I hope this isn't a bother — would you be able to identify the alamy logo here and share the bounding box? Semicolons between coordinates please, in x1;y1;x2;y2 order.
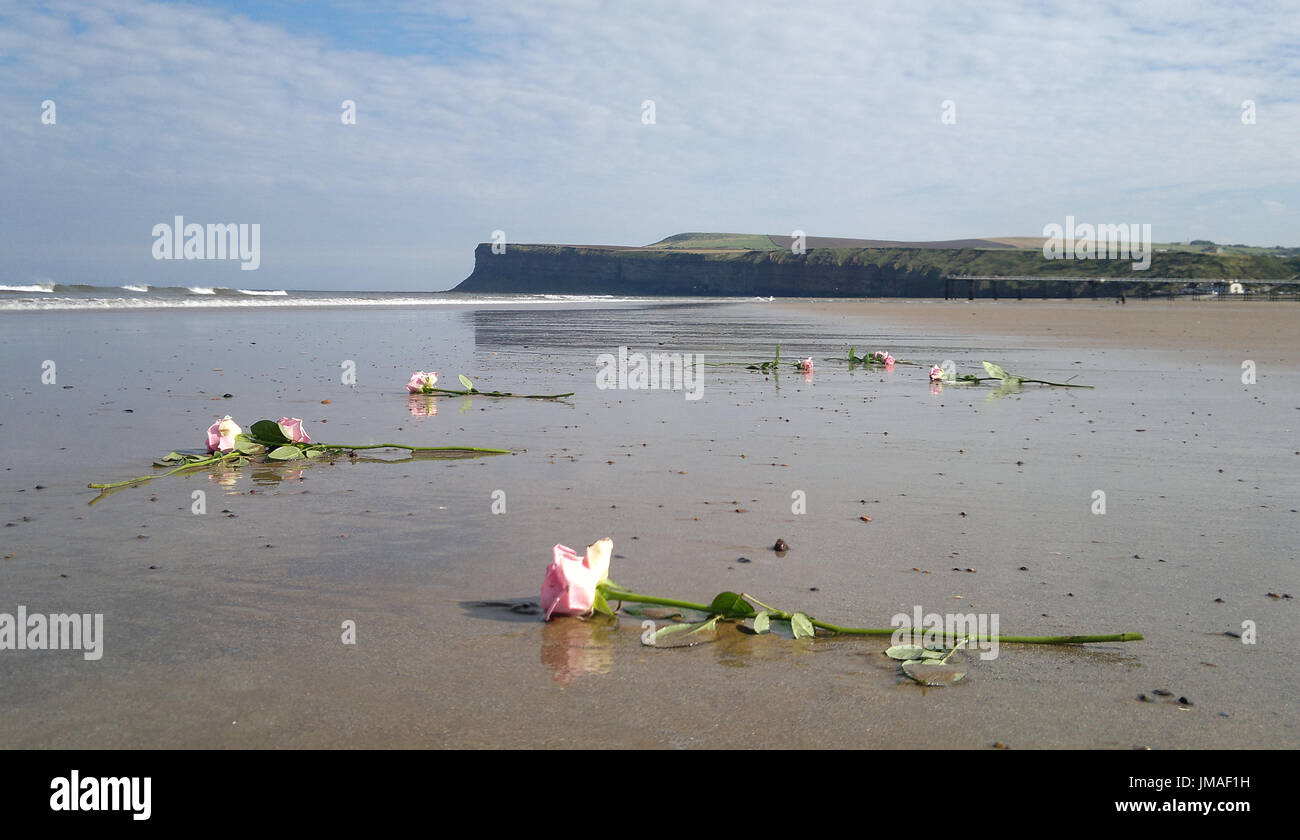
891;606;1000;661
1042;215;1152;270
50;771;151;820
595;347;704;401
0;606;103;660
152;216;261;270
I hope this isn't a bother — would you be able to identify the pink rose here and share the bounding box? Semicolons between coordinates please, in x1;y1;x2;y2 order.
883;353;895;366
541;538;612;620
206;415;242;453
277;417;311;444
929;365;945;382
800;358;814;373
405;371;438;393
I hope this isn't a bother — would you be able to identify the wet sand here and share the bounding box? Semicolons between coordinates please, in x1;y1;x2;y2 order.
1;300;1296;748
779;298;1299;364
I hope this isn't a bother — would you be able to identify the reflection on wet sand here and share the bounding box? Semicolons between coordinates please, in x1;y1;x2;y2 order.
207;468;240;487
407;395;439;417
540;618;614;684
540;616;815;683
251;468;304;486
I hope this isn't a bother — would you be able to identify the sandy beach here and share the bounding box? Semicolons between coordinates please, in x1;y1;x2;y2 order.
1;298;1296;748
780;298;1299;363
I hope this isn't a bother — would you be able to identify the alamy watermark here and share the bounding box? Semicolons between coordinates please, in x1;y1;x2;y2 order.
595;347;704;401
50;771;150;820
1042;215;1152;270
0;606;103;660
152;215;261;270
891;606;1000;660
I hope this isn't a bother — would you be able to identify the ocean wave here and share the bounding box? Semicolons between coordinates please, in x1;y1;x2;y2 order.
120;284;149;292
187;287;217;295
236;288;288;296
0;294;687;312
0;296;485;311
0;283;55;293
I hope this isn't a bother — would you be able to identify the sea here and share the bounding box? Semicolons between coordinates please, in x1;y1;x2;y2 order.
0;282;739;311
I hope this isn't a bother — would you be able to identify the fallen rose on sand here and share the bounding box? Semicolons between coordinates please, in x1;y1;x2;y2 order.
90;420;508;503
276;417;311;444
541;538;613;620
540;538;1142;682
403;371;574;400
406;371;438;393
926;361;1091;389
206;415;242;453
800;358;814;373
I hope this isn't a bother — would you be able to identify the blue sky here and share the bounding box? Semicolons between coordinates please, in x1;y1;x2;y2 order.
1;0;1297;290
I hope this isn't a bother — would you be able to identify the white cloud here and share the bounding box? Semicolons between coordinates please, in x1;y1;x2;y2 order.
0;0;1296;289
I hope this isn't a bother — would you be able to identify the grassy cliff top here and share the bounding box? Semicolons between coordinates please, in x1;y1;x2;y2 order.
643;232;1016;251
645;232;782;250
641;232;1299;258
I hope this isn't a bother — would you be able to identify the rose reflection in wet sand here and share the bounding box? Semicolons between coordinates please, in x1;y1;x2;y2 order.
541;616;798;683
540;618;613;685
207;469;240;488
251;468;304;486
408;395;439;417
930;381;943;395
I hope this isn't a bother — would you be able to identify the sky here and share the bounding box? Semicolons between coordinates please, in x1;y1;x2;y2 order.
1;0;1297;291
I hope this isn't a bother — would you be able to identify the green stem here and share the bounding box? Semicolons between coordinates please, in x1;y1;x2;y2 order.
600;585;1142;645
956;376;1093;389
91;442;509;491
705;344;790;369
1016;378;1093;389
842;358;923;367
88;451;242;489
309;443;510;454
421;388;573;399
939;639;967;663
601;588;715;614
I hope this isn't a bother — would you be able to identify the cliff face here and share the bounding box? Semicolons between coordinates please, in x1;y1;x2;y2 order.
455;245;947;296
453;244;1299;297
